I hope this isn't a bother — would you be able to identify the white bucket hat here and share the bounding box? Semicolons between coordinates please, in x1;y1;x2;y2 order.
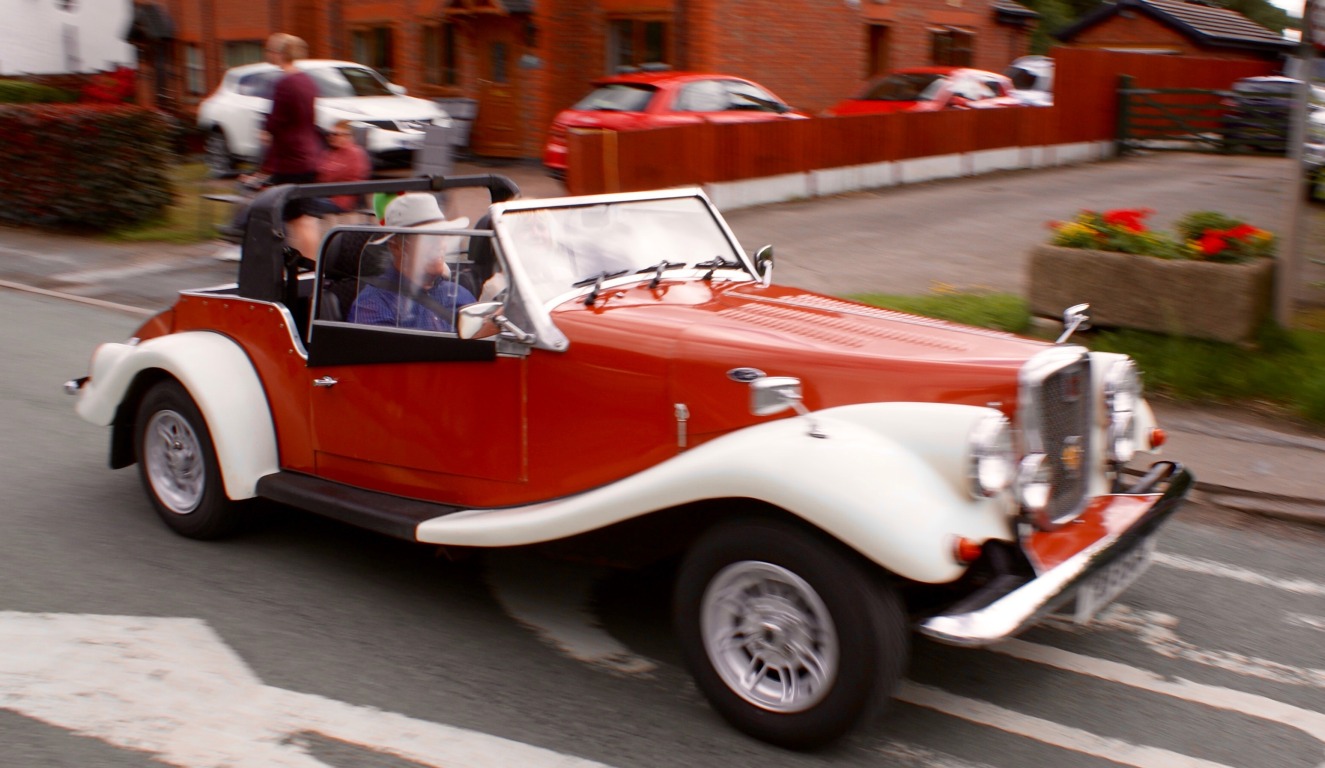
369;194;470;245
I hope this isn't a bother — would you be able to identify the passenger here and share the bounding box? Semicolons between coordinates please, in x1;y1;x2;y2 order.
347;194;475;331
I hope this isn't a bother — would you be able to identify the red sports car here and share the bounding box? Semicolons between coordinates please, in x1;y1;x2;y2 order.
67;173;1190;749
825;67;1023;116
543;70;807;177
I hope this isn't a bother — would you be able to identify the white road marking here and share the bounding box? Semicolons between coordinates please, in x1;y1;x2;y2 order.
1287;613;1325;633
0;279;153;316
486;552;658;675
897;682;1239;768
0;611;614;768
1044;605;1325;688
987;637;1325;743
874;739;1000;767
1154;552;1325;597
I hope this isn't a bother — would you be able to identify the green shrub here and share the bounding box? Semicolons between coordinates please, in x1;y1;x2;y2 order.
0;80;76;103
0;104;175;231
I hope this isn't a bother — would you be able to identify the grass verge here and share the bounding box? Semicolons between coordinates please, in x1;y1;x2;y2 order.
103;162;231;244
853;291;1325;428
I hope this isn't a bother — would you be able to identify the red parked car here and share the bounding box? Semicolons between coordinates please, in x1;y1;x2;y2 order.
543;70;807;178
825;67;1023;116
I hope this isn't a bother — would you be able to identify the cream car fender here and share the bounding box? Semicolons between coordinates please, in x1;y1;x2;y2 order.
417;402;1014;584
76;331;278;500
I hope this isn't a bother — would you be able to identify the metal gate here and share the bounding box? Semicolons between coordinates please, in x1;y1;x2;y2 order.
1116;75;1289;157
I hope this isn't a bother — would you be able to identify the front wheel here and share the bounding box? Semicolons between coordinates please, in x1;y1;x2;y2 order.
135;380;244;539
674;518;909;749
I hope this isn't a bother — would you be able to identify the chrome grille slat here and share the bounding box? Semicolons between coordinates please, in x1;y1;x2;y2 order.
1019;347;1093;529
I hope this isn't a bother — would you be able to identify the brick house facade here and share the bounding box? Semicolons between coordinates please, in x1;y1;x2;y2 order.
132;0;1036;160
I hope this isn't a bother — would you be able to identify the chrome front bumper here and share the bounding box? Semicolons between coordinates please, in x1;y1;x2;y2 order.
918;462;1193;647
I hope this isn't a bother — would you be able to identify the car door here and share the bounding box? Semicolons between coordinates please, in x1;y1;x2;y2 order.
227;71;282;160
303;229;526;506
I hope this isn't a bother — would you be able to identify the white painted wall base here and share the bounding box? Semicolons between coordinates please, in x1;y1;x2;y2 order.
704;141;1114;212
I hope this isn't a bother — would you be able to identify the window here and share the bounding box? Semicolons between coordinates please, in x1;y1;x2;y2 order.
185;45;205;96
867;25;890;78
608;18;670;72
352;27;395;81
223;41;264;69
931;28;973;67
424;24;458;86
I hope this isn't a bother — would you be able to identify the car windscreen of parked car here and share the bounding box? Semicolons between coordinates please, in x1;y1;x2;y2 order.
861;72;945;101
306;65;396;98
572;84;657;112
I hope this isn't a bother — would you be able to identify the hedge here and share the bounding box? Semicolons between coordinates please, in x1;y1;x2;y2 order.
0;80;76;103
0;104;175;231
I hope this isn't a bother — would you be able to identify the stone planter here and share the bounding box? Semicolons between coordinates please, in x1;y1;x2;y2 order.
1028;244;1275;344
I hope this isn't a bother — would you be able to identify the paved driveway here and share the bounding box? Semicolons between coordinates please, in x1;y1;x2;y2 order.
721;152;1313;300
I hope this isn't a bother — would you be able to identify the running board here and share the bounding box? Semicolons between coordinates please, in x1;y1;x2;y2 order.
256;471;465;541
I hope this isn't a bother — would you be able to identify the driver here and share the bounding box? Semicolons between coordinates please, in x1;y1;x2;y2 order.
347;194;475;332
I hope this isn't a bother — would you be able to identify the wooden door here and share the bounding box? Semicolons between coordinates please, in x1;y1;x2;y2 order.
471;18;524;158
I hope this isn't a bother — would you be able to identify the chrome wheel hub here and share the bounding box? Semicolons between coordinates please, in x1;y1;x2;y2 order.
144;410;204;514
701;560;839;713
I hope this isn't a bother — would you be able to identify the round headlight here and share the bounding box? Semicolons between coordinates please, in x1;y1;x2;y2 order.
969;413;1014;498
1105;359;1142;463
1016;453;1052;516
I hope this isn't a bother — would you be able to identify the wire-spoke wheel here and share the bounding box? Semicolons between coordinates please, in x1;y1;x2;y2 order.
135;380;244;539
675;518;908;749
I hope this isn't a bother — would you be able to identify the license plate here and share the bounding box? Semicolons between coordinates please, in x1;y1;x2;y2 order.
1073;535;1157;624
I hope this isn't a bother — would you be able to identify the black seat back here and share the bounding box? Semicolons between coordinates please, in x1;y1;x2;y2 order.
318;230;383;321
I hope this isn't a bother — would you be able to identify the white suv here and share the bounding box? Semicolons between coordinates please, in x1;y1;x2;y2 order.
197;60;451;175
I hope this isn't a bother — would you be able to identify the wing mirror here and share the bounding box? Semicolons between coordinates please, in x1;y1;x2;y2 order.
1057;303;1092;344
754;244;774;287
458;301;535;343
749;376;825;438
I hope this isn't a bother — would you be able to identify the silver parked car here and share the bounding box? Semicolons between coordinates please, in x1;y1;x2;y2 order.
197;60;451;175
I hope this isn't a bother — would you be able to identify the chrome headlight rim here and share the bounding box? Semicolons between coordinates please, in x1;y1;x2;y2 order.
968;412;1014;499
1015;452;1052;519
1104;358;1142;464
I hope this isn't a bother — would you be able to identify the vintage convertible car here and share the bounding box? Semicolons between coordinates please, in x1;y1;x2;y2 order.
66;174;1192;748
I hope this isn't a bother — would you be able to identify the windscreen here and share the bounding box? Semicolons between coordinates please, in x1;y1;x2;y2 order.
571;84;656;112
862;73;945;101
308;66;396;98
501;196;747;305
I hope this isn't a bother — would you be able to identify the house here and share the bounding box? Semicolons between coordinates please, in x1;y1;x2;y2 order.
1054;0;1293;62
0;0;135;76
130;0;1040;160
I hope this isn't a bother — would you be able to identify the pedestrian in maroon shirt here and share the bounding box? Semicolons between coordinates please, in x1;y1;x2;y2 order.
251;33;323;264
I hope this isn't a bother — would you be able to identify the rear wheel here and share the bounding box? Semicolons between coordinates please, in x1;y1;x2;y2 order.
674;518;909;749
204;128;237;177
135;380;244;539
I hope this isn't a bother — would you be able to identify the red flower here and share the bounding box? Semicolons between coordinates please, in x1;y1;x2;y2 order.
1102;208;1151;233
1199;231;1227;256
1225;223;1258;240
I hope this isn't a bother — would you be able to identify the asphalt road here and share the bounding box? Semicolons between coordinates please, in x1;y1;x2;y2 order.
3;288;1325;767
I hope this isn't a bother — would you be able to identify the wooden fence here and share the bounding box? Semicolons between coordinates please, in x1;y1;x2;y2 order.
564;48;1276;196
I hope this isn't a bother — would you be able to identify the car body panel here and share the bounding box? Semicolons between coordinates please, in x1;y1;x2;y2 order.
75;329;279;500
826;67;1023;116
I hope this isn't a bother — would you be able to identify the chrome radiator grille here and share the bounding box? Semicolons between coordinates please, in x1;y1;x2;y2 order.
1021;349;1093;527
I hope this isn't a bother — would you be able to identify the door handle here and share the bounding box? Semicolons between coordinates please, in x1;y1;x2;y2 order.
313;376;339;388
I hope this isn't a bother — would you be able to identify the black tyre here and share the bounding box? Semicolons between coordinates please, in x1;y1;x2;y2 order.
204;128;237;177
674;518;909;749
134;380;244;539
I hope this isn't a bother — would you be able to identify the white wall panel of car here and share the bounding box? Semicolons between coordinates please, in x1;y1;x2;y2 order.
74;332;279;501
416;402;1014;585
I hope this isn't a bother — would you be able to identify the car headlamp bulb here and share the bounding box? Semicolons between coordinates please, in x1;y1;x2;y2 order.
1105;359;1142;463
969;413;1014;498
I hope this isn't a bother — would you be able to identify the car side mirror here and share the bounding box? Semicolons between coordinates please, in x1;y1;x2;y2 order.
457;302;502;340
749;376;805;417
754;244;774;287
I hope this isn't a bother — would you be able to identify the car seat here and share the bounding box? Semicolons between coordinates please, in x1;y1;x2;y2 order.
318;229;388;322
